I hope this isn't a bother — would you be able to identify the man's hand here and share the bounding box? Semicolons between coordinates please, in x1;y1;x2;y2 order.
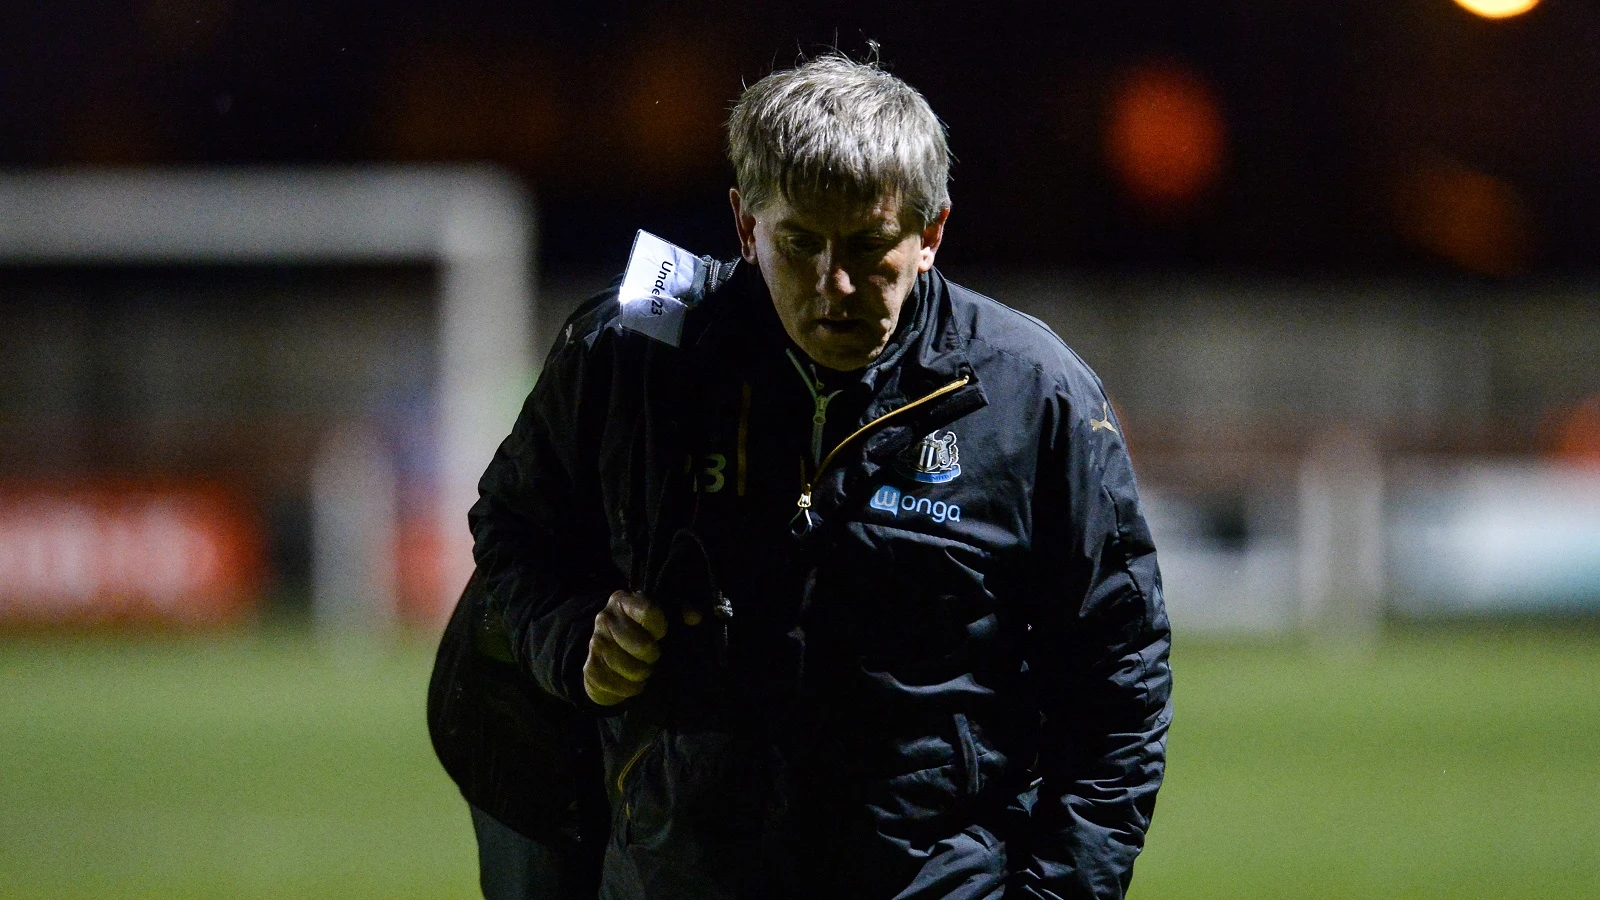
583;591;669;706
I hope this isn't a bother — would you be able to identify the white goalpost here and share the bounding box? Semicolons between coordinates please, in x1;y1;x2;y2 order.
0;166;537;622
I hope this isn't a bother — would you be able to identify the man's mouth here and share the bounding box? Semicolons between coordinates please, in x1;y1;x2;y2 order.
815;318;861;334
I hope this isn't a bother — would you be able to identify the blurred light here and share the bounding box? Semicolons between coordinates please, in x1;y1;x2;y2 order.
1104;59;1227;218
1550;396;1600;468
1452;0;1541;19
1395;157;1532;276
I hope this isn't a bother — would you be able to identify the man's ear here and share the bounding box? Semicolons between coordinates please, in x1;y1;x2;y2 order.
730;188;759;265
916;206;951;273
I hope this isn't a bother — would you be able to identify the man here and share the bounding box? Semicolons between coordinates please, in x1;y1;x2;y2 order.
455;54;1172;899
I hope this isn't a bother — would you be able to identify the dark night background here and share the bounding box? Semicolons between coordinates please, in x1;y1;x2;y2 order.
3;0;1597;278
3;6;1600;897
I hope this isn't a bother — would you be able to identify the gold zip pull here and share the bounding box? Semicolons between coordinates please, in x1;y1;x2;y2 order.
792;460;816;534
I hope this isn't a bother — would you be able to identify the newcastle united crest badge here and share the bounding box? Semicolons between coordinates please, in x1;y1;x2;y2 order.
896;430;962;483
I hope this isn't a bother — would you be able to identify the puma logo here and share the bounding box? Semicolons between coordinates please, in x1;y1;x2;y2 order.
1090;402;1118;435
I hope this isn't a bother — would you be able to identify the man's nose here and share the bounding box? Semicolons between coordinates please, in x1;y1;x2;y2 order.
816;247;854;299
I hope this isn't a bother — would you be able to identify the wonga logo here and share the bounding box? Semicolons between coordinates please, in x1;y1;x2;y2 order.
868;484;962;524
870;485;903;514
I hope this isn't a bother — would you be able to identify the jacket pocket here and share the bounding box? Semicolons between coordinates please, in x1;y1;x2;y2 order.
616;729;757;874
605;715;662;837
615;734;655;823
863;713;996;844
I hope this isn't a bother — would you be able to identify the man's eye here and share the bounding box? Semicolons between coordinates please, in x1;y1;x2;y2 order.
782;236;823;255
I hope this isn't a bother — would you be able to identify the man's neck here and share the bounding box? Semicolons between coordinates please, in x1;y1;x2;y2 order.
809;360;857;392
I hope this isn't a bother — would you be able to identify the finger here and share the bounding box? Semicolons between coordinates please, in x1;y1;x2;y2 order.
597;606;662;664
593;631;654;683
584;654;646;701
616;592;669;641
583;668;635;706
681;608;703;627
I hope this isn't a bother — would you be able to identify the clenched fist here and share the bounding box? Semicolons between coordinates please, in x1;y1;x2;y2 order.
583;590;670;706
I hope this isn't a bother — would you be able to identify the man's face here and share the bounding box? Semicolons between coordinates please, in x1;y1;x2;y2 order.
731;188;948;371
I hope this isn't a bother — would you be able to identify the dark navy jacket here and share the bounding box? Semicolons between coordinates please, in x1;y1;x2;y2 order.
462;258;1172;899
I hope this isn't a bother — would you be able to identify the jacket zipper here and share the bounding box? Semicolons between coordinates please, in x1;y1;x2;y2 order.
793;374;972;530
786;350;842;466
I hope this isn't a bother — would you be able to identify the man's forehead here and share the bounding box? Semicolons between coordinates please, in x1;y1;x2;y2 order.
769;192;909;233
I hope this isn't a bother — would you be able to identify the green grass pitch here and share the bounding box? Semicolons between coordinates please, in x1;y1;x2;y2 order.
1;627;1596;898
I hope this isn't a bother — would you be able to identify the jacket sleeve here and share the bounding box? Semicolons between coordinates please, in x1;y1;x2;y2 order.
467;318;622;710
1015;384;1173;900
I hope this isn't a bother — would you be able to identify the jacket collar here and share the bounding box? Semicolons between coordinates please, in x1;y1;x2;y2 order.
879;267;976;403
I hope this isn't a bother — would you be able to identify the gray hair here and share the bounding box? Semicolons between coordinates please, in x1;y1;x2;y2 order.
727;55;951;228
